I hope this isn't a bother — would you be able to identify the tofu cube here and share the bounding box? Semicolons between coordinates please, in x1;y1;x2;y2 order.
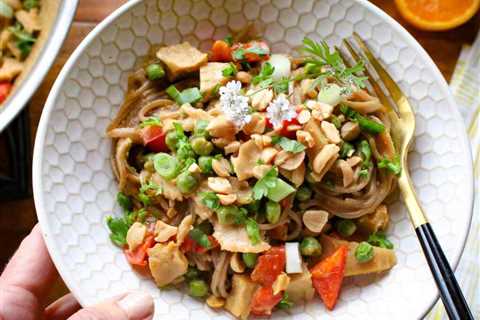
156;42;208;81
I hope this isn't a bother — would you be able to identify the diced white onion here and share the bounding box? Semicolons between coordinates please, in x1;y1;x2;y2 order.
266;54;291;80
285;242;303;274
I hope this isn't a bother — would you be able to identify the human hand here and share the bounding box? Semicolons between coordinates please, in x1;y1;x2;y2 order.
0;224;154;320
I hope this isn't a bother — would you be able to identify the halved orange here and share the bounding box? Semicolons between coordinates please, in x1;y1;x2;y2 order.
395;0;480;31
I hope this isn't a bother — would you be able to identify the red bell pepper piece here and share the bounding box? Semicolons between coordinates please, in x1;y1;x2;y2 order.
124;235;155;267
251;246;285;286
0;82;12;103
142;125;168;152
266;117;299;139
310;245;348;310
211;40;232;62
250;286;283;316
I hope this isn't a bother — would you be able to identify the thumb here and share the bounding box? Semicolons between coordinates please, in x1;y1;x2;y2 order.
68;292;154;320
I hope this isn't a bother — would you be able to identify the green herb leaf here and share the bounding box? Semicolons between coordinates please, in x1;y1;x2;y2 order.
232;48;245;60
300;37;367;89
245;218;261;245
277;293;294;310
252;62;274;85
273;136;306;153
223;35;233;46
106;216;129;247
378;156;402;176
139;117;162;128
340;142;354;159
222;62;237;77
8;24;36;59
200;191;221;210
272;77;290;94
252;167;278;200
116;192;132;211
244;46;268;56
23;0;39;10
189;228;211;249
368;232;394;249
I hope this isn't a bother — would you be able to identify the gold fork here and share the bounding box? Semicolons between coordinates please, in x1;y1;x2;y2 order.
338;33;473;320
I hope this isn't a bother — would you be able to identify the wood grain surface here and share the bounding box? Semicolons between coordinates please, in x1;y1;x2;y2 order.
0;0;478;306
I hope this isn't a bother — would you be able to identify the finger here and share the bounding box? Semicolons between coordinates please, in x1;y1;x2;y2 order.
68;292;154;320
1;224;57;296
0;224;58;320
44;293;81;320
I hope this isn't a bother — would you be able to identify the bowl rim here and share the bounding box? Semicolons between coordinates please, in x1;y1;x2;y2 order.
32;0;474;318
0;0;79;132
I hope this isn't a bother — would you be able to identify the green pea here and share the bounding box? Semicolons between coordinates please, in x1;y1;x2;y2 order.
242;253;258;268
188;279;209;298
265;201;281;224
165;130;179;151
185;266;200;280
295;185;312;202
355;241;374;263
198;156;213;173
216;206;237;225
146;63;165;80
300;237;322;256
176;142;196;161
176;171;198;193
335;219;357;237
191;136;214;156
116;192;132;211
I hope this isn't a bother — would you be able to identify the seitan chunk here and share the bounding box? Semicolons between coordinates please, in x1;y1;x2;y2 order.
156;42;207;81
225;274;259;319
0;58;23;82
148;242;188;287
286;264;315;303
320;235;396;276
200;62;229;96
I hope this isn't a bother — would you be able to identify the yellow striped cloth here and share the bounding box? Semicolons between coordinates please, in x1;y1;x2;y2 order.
426;43;480;319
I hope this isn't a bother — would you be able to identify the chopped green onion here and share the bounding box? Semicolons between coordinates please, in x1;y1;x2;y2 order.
153;153;180;180
245;218;261;245
331;115;342;129
146;63;165;80
358;140;372;163
188;279;209;298
139;116;162;128
300;237;322;256
355;241;374;263
189;228;211;248
106;215;129;247
138;192;150;206
378;156;402;176
23;0;39;10
335;219;357;237
242;253;258;268
166;85;202;105
357;116;385;134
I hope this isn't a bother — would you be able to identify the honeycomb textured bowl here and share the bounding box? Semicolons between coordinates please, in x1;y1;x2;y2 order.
33;1;473;319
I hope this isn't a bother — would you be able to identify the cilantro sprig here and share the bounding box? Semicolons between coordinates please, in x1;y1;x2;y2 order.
252;167;278;200
272;136;306;153
300;37;368;91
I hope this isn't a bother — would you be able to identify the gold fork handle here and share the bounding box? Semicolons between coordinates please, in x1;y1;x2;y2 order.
399;174;474;320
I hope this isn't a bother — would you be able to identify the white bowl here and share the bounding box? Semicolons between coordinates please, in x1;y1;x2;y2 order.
33;1;474;319
0;0;78;132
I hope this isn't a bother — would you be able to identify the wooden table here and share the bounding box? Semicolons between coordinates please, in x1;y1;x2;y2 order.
1;0;478;304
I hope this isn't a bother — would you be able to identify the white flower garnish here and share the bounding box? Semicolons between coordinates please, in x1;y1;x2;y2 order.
266;94;296;129
219;80;252;128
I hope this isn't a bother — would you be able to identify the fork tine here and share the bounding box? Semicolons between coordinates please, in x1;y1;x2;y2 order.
352;32;413;118
341;40;399;121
